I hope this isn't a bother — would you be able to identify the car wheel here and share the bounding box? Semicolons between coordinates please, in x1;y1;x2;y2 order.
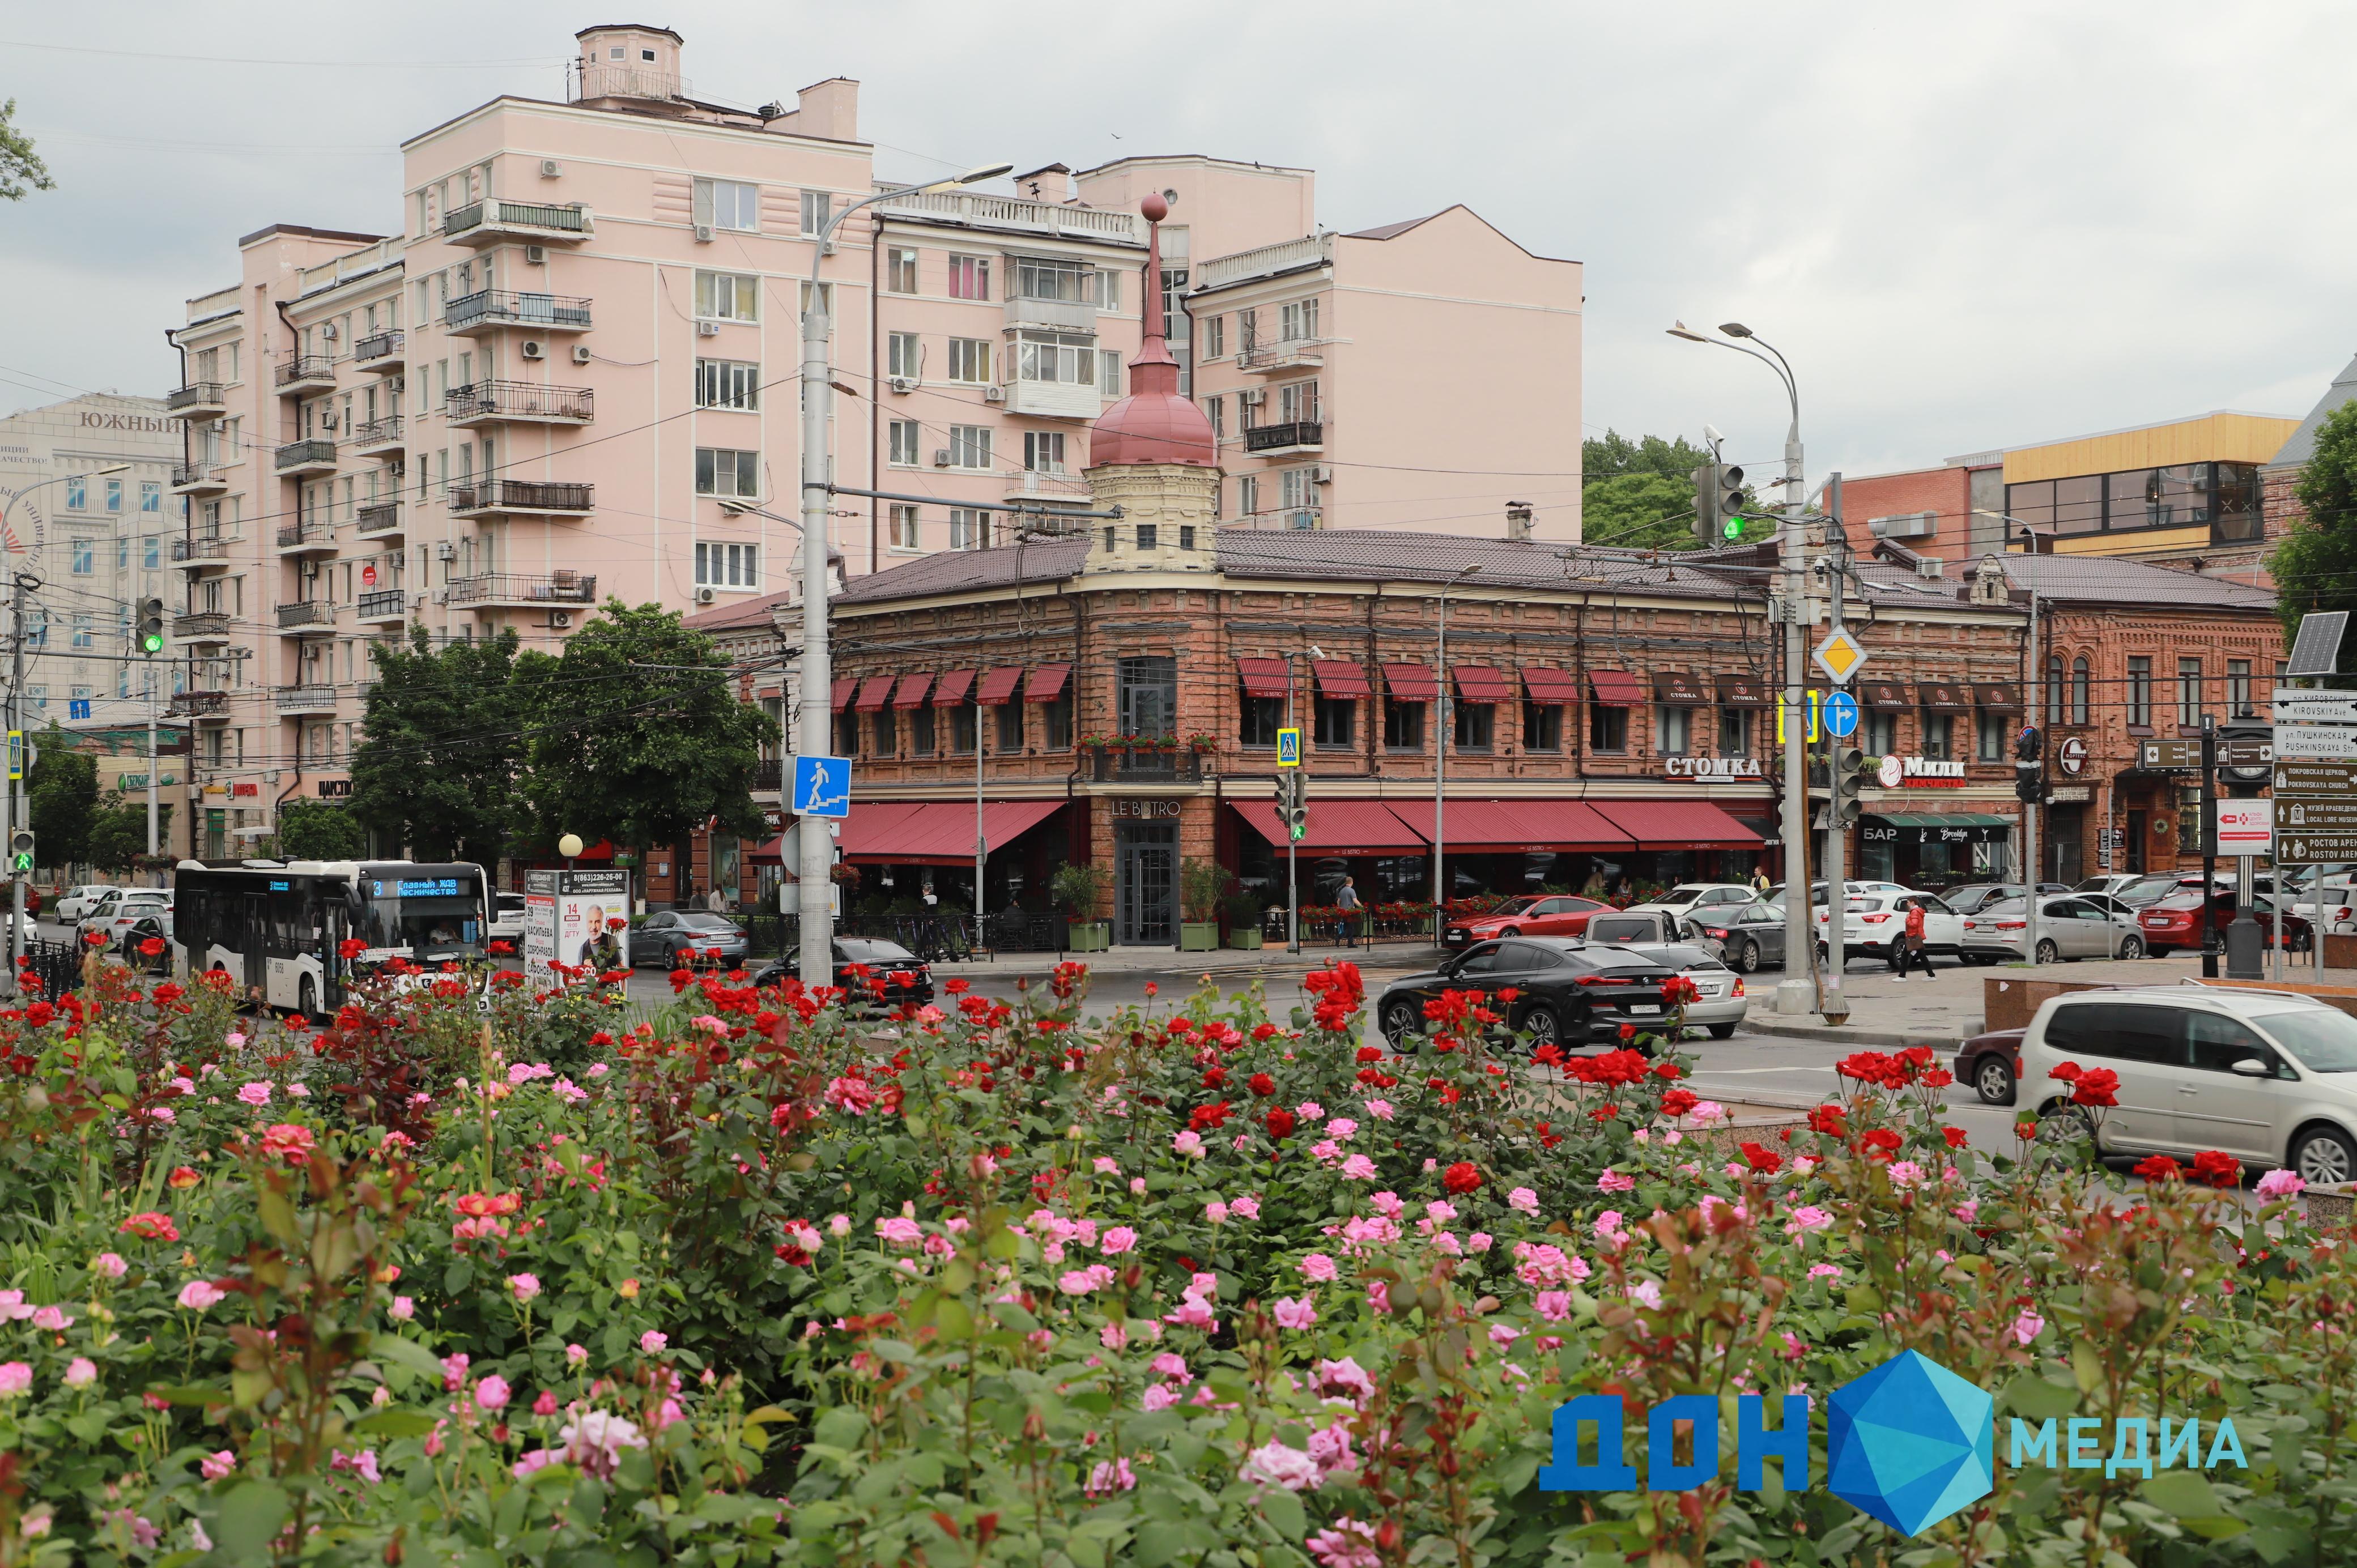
1707;1021;1737;1040
1973;1055;2016;1106
2035;1100;2096;1152
2146;945;2171;957
2293;1126;2357;1187
2035;939;2061;964
1380;998;1422;1045
1520;1002;1560;1049
297;975;318;1021
1734;939;1760;974
1499;926;1521;939
2116;935;2144;961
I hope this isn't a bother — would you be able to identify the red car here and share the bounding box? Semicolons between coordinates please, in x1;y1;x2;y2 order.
1441;893;1610;951
2136;888;2310;956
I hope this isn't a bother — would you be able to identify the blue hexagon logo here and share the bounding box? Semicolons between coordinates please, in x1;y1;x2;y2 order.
1826;1350;1994;1536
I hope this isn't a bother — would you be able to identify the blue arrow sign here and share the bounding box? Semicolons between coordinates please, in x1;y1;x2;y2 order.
67;699;91;720
1823;690;1860;739
792;755;851;820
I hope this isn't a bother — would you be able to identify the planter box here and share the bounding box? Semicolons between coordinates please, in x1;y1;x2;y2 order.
1178;922;1221;952
1228;930;1265;951
2306;1182;2356;1226
1983;975;2125;1034
1066;921;1110;953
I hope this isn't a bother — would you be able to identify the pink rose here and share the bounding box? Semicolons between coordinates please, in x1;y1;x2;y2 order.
1299;1252;1338;1282
1273;1294;1317;1330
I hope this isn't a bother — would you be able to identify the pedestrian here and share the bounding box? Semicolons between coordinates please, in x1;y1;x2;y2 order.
1891;898;1928;981
1750;864;1771;896
704;883;726;915
1337;875;1363;949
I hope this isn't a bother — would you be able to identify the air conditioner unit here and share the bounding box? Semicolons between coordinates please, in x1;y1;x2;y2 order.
547;610;574;629
1869;510;1937;541
696;321;722;338
523;244;547;266
571;344;593;365
320;323;339;341
695;586;717;604
411;593;427;611
1239;387;1265;407
693;224;715;244
319;412;337;430
933;449;952;468
1309;465;1333;484
981;385;1006;404
887;376;917;395
435;542;457;561
538;159;562;178
385;459;405;479
520;340;546;360
432;589;449;606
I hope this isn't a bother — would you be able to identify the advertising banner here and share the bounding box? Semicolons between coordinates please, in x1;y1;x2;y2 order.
524;868;632;986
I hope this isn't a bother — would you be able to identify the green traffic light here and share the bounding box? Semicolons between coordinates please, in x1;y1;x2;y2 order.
1722;517;1743;540
141;634;163;654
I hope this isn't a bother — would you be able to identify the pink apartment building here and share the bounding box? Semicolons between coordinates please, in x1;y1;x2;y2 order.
160;23;1581;854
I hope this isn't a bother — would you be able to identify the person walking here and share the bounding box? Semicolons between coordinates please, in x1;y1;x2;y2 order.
1337;875;1363;949
1891;898;1928;981
1750;865;1771;896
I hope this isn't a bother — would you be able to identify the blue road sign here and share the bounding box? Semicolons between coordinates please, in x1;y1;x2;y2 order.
792;755;852;820
1276;727;1301;767
1823;690;1860;739
67;699;91;720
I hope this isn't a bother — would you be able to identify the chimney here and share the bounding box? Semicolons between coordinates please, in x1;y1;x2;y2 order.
792;78;860;142
1505;502;1534;543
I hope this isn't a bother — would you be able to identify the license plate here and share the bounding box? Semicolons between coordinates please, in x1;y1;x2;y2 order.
1629;1004;1661;1015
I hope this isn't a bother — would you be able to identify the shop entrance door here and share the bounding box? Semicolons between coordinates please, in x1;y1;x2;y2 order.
1116;824;1177;945
2125;809;2148;875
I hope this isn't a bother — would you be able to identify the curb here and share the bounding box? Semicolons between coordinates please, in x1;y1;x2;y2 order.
1741;1017;1970;1051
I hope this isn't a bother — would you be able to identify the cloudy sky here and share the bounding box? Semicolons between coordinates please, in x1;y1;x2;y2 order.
6;0;2353;481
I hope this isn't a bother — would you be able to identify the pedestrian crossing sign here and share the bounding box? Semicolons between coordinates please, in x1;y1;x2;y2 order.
1276;727;1301;767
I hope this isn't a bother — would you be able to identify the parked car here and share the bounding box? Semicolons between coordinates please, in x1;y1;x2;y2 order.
2115;872;2232;909
1946;883;2071;917
486;892;527;945
86;891;172;953
1814;889;1964;964
52;884;114;923
1684;899;1788;974
1375;936;1680;1051
633;909;751;968
2135;887;2311;956
1598;941;1749;1039
1582;909;1695;948
1440;892;1610;951
1763;880;1900;912
2022;986;2357;1183
2075;874;2150;899
1960;895;2147;964
1954;1024;2028;1105
749;937;933;1008
1621;884;1760;928
79;889;169;944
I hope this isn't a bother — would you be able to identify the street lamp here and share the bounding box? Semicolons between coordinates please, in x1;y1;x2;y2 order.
1972;509;2050;969
559;832;584;869
1667;321;1811;1016
795;161;1009;985
1433;564;1482;925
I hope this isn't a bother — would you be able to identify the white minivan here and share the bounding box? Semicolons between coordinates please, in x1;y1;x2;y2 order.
2023;986;2357;1183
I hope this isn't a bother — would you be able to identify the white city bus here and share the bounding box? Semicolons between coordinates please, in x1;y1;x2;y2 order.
171;859;492;1015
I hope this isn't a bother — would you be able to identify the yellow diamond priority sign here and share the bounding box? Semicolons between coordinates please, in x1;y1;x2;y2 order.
1813;627;1867;686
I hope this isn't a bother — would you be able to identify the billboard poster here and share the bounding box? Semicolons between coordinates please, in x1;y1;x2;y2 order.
524;868;632;986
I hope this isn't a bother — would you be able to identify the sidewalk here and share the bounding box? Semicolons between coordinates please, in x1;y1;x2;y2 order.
939;940;1441;983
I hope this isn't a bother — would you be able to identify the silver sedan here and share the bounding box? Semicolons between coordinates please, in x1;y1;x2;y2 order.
1592;941;1750;1039
1960;895;2146;964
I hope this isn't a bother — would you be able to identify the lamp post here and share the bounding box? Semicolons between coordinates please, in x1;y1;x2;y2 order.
1433;564;1482;925
1669;322;1810;1015
1282;646;1326;954
1975;509;2046;968
796;163;1010;985
559;832;583;870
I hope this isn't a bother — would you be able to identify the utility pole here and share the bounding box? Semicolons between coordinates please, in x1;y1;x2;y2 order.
2022;582;2042;967
1285;657;1300;955
6;572;28;990
1774;402;1810;1013
2201;714;2219;979
1820;475;1849;1021
1433;565;1480;927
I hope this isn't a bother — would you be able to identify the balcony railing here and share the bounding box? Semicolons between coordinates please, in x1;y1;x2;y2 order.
569;61;688;103
1235;338;1325;373
171;535;233;565
1090;745;1207;785
444;289;593;333
1243;420;1324;454
274;438;337;473
356;589;408;621
170;462;231;492
446;479;593;516
274;684;339;714
352;329;404;366
1194;233;1334;292
275;353;336;390
441;199;592;244
276;520;334;551
1003;470;1091;501
1225;508;1324;531
167;691;229;719
448;573;597;608
752;758;782;792
355;500;402;536
352;414;403;449
165;381;227;416
446;380;593;424
276;600;339;630
173;612;233;640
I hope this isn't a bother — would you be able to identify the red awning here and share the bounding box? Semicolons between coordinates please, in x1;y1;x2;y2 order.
1592;800;1764;850
1522;666;1581;705
892;672;933;709
1025;664;1070;704
755;800;1067;867
829;677;857;711
854;676;896;711
1312;659;1371;698
1237;658;1291;698
976;667;1023;706
1453;665;1514;703
1381;663;1440;700
1430;799;1633;852
1590;670;1645;707
933;669;976;706
1232;799;1427;852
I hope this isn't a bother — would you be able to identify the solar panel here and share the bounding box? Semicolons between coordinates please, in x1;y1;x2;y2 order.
2287;611;2350;678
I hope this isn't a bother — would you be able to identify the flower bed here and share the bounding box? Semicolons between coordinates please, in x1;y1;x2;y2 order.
0;947;2346;1561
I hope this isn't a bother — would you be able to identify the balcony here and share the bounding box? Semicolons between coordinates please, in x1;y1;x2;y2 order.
274;684;340;716
569;59;688;103
356;589;409;624
1235;338;1325;374
441;199;593;249
355;500;403;540
874;188;1144;248
352;414;404;456
171;535;235;569
1002;377;1101;421
1003;470;1091;503
445;380;593;428
1090;745;1206;785
444;289;592;336
276;600;339;634
274;438;337;476
448;572;597;610
752;757;782;794
166;382;228;420
446;479;593;520
275;354;337;395
1243;420;1324;456
352;330;405;372
170;461;233;495
1226;507;1324;531
1003;294;1097;335
1194;233;1334;293
167;691;230;721
275;519;336;555
173;611;233;644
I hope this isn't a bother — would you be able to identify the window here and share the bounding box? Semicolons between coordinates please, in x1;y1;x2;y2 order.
890;505;920;552
693;542;759;588
105;478;123;514
1237;475;1260;517
70;538;92;576
70;613;92;649
799;190;831;236
1017;333;1096;384
694;448;760;498
996;698;1023;752
2127;657;2152;728
1241;693;1283;747
1282;468;1316;510
947;426;992;470
2230;659;2253;718
1589;704;1628;753
1920;710;1951;760
909;705;936;756
1453;701;1495;752
887;333;921;379
693;178;759;232
2071;657;2091;726
836;706;860;757
1013;257;1088;301
1976;709;2006;762
1656;705;1692;756
23;611;42;649
1382;700;1426;751
694;359;760;410
947;338;992;384
1136;524;1156;550
2047;655;2065;725
950;705;976;755
888;420;922;467
115;535;130;571
2178;657;2203;728
874;705;897;755
1092;269;1120;310
1118;656;1177;738
143;535;160;570
692;271;759;321
947;509;984;550
1204;395;1224;438
1024;432;1067;473
65;477;85;510
1202;316;1224;359
139;480;160;515
947;255;990;301
1099;351;1122;397
1717;705;1751;757
1279;380;1320;425
1314;695;1355;747
1043;688;1073;749
1280;297;1320;341
886;248;918;293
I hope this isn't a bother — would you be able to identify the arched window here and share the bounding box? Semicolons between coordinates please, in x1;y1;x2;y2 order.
2047;655;2065;725
2071;656;2090;726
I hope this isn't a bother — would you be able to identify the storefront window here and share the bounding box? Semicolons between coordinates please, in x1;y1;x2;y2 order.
1657;706;1693;756
1718;706;1752;757
1452;702;1493;752
1384;700;1426;751
1590;705;1628;753
1523;702;1563;752
1314;696;1354;747
1240;694;1283;747
1920;710;1951;761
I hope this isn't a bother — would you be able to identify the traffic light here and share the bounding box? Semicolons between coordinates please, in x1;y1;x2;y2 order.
1280;772;1308;843
1692;463;1750;546
7;830;31;879
137;596;165;655
2014;724;2044;803
2014;724;2041;762
1830;745;1863;828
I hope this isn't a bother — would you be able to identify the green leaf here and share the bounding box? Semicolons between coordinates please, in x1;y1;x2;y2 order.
2142;1469;2241;1533
1258;1487;1306;1542
2000;1374;2081;1420
371;1332;446;1389
2070;1339;2103;1394
255;1188;300;1248
350;1408;439;1438
990;1300;1040;1335
143;1383;226;1407
212;1482;289;1561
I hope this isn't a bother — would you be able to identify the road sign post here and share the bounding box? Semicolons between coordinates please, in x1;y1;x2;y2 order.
1823;690;1860;739
791;756;852;819
1275;728;1301;768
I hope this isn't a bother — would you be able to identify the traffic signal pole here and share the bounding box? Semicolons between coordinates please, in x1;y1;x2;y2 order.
1774;423;1812;1015
2023;587;2041;968
7;572;26;991
1820;485;1848;1019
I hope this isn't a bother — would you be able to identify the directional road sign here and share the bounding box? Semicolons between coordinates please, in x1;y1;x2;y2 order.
1823;689;1860;738
1813;627;1867;686
2277;795;2357;832
2275;689;2357;725
2141;736;2270;772
1275;727;1301;768
2275;832;2357;866
2274;759;2357;796
791;755;852;820
67;699;90;720
2276;725;2357;760
2216;799;2273;854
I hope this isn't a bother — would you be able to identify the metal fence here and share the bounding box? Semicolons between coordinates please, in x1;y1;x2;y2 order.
18;939;81;1000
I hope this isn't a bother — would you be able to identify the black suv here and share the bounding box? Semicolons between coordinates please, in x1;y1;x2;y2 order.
1376;937;1679;1050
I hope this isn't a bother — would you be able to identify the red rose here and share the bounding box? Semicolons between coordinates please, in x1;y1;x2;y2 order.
1807;1103;1848;1136
1660;1088;1699;1118
1441;1161;1481;1195
1941;1126;1969;1149
1264;1108;1296;1138
1858;1128;1901;1161
1248;1072;1277;1097
1738;1141;1781;1174
139;937;166;958
2134;1154;2182;1182
1618;1023;1636;1042
1355;1046;1383;1064
2190;1149;2241;1188
1189;1100;1231;1132
2070;1068;2120;1109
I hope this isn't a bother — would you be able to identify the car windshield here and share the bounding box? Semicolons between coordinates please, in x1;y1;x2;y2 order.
838;939;918;965
1654;888;1703;907
678;913;738;931
1645;944;1718;970
2152;889;2210;911
2256;1008;2357;1073
1484;896;1545;916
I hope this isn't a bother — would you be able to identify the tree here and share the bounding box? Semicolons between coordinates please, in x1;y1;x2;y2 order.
0;100;53;202
278;798;366;860
86;797;171;873
520;599;777;859
2272;400;2357;667
25;724;96;871
1581;430;1716;550
349;627;537;864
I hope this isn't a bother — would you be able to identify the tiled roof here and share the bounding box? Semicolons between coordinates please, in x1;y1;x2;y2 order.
1856;552;2276;611
2266;352;2357;471
833;537;1090;604
1343;214;1440;241
683;589;794;634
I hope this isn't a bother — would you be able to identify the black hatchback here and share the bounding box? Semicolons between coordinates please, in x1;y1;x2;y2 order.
1375;937;1679;1051
749;938;934;1008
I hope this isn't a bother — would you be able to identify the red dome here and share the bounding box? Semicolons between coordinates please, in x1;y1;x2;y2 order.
1089;199;1218;467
